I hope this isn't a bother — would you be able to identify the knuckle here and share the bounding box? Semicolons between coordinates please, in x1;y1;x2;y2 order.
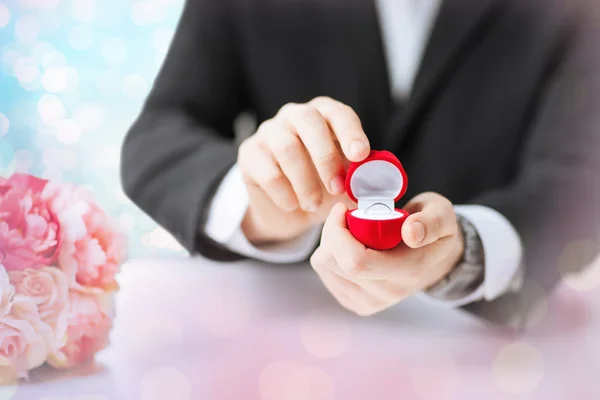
311;96;334;105
261;172;287;191
317;150;339;166
299;185;322;203
292;104;319;120
278;102;298;116
274;135;302;158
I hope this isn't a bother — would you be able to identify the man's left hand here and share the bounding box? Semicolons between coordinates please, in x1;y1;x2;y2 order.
310;192;464;316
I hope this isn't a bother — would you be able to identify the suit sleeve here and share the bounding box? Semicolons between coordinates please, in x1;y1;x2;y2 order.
120;0;245;260
463;4;600;328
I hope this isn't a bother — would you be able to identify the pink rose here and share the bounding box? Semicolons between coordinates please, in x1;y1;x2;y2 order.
0;296;54;379
48;291;114;369
0;267;15;318
0;174;60;271
44;183;126;291
8;267;69;350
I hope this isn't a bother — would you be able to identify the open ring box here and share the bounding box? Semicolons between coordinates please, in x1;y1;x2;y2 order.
345;150;410;250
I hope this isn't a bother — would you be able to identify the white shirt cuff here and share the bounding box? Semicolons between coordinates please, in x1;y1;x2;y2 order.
204;164;320;264
417;205;524;308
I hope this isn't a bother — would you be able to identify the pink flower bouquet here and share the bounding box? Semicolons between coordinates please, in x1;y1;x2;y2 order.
0;173;126;384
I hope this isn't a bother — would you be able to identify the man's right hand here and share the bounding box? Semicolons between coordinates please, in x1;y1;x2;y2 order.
237;97;371;244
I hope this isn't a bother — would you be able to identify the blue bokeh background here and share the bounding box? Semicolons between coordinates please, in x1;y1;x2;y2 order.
0;0;187;256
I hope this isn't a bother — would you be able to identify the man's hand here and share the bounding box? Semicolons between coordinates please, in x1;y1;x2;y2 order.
310;192;465;316
238;97;370;244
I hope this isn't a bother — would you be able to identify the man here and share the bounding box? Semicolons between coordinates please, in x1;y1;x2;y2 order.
121;0;600;328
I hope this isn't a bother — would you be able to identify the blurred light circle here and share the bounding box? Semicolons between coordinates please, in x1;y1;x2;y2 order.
42;147;77;170
72;0;97;23
56;119;82;144
559;239;600;291
493;342;544;394
15;15;40;44
259;361;335;400
102;38;127;64
69;25;93;50
97;70;121;97
14;149;34;171
38;94;66;126
42;67;69;93
59;149;77;170
31;41;55;62
42;167;62;182
123;74;149;100
132;1;167;26
92;146;121;169
0;113;9;137
140;367;191;400
0;4;10;29
73;103;105;132
131;313;183;361
153;28;174;53
410;354;462;400
300;311;352;359
65;67;80;91
41;50;68;69
2;50;20;67
13;57;39;84
18;0;60;9
118;213;136;232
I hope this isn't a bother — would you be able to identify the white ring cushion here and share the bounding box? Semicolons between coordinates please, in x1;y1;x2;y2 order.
349;160;405;221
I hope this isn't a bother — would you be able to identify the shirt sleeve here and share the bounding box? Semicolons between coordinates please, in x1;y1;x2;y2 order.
204;164;321;264
416;205;525;308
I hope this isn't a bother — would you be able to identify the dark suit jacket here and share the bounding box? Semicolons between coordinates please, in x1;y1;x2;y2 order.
121;0;600;328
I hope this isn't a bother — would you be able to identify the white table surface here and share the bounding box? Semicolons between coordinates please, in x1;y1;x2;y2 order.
5;257;600;400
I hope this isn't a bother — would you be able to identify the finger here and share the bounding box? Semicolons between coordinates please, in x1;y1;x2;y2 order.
311;249;384;316
310;97;370;162
282;104;346;196
263;121;324;212
401;192;458;248
238;137;299;212
322;202;369;276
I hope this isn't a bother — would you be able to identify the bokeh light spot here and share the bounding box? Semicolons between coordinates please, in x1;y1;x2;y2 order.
300;311;352;359
72;0;97;23
41;50;67;69
194;285;253;338
73;103;105;132
153;28;174;53
0;113;9;138
140;367;191;400
42;67;69;93
14;149;34;172
18;0;60;9
0;5;10;29
102;38;127;64
56;119;82;145
559;239;600;291
131;313;183;361
69;25;93;50
13;57;39;84
493;342;544;394
15;15;40;44
410;354;462;400
132;1;167;26
122;74;149;100
259;361;335;400
38;94;66;126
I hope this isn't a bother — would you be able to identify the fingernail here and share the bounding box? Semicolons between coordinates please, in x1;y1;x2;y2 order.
350;140;367;157
329;174;345;195
412;222;425;243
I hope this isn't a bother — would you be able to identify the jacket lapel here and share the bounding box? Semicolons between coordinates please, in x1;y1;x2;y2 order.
383;0;505;151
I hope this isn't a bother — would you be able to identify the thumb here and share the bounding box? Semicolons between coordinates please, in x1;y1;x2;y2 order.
401;193;457;248
325;202;349;229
